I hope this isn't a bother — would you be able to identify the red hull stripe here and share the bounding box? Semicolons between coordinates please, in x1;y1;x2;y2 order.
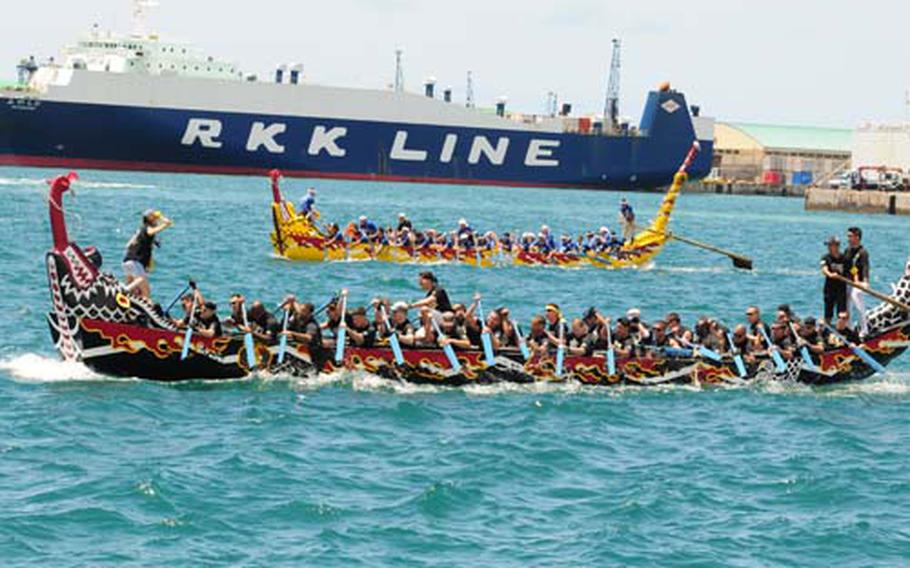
0;154;593;190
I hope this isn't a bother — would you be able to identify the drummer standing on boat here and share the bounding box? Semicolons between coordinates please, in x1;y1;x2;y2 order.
618;198;635;242
122;209;172;298
844;226;870;336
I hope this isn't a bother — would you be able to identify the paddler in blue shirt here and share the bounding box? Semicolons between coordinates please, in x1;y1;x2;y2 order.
356;215;379;243
560;235;578;254
539;225;556;252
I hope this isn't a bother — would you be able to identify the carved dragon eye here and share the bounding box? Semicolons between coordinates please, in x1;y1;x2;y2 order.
115;293;132;309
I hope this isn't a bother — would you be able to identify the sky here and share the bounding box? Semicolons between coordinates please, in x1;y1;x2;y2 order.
2;0;909;128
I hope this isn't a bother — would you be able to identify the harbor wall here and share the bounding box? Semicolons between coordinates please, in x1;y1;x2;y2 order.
804;188;910;215
683;182;807;197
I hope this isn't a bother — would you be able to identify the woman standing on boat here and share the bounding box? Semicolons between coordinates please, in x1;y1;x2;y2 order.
122;209;172;298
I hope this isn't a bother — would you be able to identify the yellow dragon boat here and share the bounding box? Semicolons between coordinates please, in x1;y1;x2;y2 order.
269;142;700;269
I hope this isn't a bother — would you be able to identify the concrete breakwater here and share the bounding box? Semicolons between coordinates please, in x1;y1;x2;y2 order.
804;188;910;215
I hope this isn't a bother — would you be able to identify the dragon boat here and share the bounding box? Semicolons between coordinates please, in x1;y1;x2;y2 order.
46;172;910;386
267;143;702;269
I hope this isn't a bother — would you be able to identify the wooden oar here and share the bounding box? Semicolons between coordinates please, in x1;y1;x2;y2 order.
334;290;348;364
822;322;887;375
378;304;405;366
757;326;787;374
180;283;198;361
832;274;910;312
636;224;753;270
431;318;462;372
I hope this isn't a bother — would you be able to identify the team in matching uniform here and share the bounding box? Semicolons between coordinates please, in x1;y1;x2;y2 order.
301;191;637;257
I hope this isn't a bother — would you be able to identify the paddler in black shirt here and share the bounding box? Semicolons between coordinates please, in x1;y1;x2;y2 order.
122;209;172;298
246;301;280;345
820;235;848;324
195;301;223;339
844;226;871;336
345;307;376;348
410;271;453;314
284;300;323;358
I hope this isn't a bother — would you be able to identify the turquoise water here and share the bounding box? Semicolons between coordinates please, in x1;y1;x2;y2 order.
1;168;909;566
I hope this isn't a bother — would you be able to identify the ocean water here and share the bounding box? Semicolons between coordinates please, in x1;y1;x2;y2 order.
1;168;909;566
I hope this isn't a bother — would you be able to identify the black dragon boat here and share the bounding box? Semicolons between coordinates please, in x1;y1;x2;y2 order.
46;173;910;386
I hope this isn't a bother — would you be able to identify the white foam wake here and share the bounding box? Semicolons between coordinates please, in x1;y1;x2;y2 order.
0;353;101;382
0;177;155;190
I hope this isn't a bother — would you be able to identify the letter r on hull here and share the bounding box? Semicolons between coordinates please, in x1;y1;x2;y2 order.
181;118;223;148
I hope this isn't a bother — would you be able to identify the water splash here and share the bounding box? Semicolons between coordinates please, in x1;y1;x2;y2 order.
0;353;102;382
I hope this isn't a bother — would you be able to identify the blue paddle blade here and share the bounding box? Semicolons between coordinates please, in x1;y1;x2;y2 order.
799;346;819;372
758;327;787;373
475;248;481;266
663;347;695;358
481;332;495;366
277;334;288;364
698;346;723;362
180;327;193;360
244;333;256;369
607;348;616;376
519;341;530;361
726;333;747;378
556;345;565;377
443;344;461;372
335;328;347;364
389;333;405;366
852;345;887;374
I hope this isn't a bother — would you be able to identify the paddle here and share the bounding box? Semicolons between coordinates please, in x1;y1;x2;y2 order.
431;318;462;372
789;322;820;373
636;224;753;270
725;330;748;378
681;337;723;363
832;274;910;312
757;326;787;373
605;322;616;376
555;319;566;377
239;300;258;369
163;281;192;317
514;322;531;361
379;304;405;366
823;322;887;375
179;283;198;361
277;306;290;364
476;296;496;367
335;290;348;364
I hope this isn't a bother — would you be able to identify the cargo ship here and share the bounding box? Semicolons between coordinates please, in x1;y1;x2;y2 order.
1;1;714;189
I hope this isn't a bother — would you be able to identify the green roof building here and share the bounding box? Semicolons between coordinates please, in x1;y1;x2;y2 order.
714;122;852;185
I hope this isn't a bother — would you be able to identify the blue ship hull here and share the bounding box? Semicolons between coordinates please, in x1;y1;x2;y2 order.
0;88;712;189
